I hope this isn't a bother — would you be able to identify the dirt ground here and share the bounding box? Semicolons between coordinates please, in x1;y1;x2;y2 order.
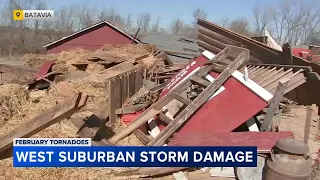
279;104;320;180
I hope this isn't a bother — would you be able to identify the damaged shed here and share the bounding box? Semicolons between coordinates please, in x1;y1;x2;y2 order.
43;21;140;54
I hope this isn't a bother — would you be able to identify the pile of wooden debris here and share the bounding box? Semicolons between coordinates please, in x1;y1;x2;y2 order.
0;18;320;180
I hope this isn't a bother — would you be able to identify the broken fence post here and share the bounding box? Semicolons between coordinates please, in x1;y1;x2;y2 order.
260;78;290;131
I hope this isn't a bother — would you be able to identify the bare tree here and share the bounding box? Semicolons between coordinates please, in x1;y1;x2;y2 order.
192;8;207;25
151;16;161;32
228;18;252;36
98;8;108;21
76;5;97;30
33;0;47;34
190;9;207;39
253;0;320;45
219;17;230;28
169;17;184;35
309;33;320;45
1;0;36;55
136;12;152;35
105;8;124;28
252;5;272;36
124;13;133;33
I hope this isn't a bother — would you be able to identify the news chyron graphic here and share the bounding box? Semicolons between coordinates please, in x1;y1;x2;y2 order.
13;138;258;168
13;10;54;20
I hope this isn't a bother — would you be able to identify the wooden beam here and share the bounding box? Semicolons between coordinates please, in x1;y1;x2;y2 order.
149;48;249;146
132;129;152;145
198;28;236;46
159;112;173;124
198;32;227;50
190;76;210;87
198;19;280;63
282;43;293;65
260;78;290;131
109;108;160;144
149;83;166;93
173;93;192;105
0;93;86;154
115;103;151;115
197;41;222;54
248;63;312;74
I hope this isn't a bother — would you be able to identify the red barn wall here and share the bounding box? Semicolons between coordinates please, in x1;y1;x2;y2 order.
47;24;135;54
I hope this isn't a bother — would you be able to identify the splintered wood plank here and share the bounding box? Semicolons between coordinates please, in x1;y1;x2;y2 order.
251;67;277;82
159;112;173;124
109;108;161;144
190;76;210;87
257;68;284;85
168;131;294;153
132;129;152;145
122;73;128;104
250;67;270;79
115;103;151;115
249;66;265;77
260;68;293;88
173;93;192;105
260;78;290;131
0;93;84;154
108;79;117;125
265;69;305;92
119;115;152;145
129;69;135;97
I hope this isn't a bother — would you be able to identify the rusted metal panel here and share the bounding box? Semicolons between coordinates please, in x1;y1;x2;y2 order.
34;60;54;81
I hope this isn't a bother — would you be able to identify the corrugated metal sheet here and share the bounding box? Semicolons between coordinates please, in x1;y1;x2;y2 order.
140;32;200;63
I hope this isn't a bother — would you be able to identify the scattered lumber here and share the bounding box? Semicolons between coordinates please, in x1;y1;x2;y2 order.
70;102;111;139
0;93;87;156
108;46;249;145
148;47;249;146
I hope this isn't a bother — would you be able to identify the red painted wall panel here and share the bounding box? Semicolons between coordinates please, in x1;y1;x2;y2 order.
47;25;135;54
174;71;267;135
